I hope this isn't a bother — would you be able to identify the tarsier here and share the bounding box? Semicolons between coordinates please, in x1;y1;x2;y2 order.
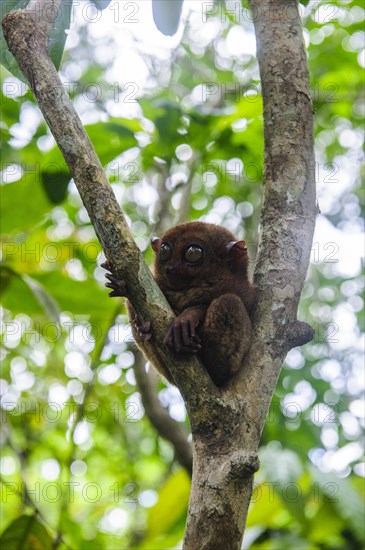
103;222;256;387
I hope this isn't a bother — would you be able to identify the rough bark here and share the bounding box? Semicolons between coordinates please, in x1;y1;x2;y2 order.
240;0;316;435
25;0;62;36
2;0;316;548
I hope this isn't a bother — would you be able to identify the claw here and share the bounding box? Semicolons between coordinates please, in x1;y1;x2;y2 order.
105;273;123;286
139;321;151;333
109;290;121;297
134;318;153;341
102;262;127;298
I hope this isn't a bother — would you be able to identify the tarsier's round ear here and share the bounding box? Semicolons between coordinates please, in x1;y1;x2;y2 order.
151;237;161;253
226;240;247;253
225;240;248;260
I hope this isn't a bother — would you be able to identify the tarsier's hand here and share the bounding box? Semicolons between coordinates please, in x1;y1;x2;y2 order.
102;261;153;342
164;309;202;354
133;318;152;342
102;260;127;297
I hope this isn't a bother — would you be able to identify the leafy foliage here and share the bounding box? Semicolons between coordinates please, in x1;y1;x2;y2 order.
0;514;54;549
0;0;72;82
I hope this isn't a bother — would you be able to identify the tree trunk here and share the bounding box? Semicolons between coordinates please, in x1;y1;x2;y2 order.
184;433;258;550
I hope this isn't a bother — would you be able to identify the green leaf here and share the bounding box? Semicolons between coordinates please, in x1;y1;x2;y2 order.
32;271;115;320
0;266;116;323
0;87;21;126
0;266;61;323
41;167;70;204
246;483;288;529
0;176;51;235
0;266;43;315
0;1;30;82
310;468;365;543
34;119;140;194
260;445;303;484
0;0;72;81
307;499;345;546
22;274;61;322
0;514;53;550
145;469;190;541
154;101;183;143
48;0;73;71
85;120;139;165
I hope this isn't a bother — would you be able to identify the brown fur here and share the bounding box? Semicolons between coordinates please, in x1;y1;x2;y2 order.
104;222;256;386
152;222;256;386
154;222;256;312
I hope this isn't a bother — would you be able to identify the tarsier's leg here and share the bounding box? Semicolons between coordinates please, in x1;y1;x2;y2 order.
201;294;252;387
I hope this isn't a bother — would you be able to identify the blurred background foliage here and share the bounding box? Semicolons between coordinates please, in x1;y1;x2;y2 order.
0;0;364;548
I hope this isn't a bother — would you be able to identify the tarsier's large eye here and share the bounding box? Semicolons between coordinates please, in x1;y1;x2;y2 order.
184;245;203;264
159;242;172;262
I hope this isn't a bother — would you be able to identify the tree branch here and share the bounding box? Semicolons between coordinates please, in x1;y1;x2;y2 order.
26;0;63;37
134;351;192;475
236;0;317;437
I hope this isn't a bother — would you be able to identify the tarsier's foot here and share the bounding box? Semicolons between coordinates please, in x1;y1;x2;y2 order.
102;261;127;297
134;318;153;341
102;261;153;341
164;313;202;354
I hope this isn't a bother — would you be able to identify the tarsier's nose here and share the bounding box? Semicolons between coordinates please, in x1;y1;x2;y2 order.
165;265;176;275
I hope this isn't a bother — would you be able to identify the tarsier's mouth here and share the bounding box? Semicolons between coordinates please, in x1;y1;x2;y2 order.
163;277;188;292
164;270;197;290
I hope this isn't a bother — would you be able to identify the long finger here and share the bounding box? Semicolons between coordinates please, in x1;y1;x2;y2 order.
164;324;174;348
181;321;190;346
106;281;127;295
189;319;201;343
109;290;122;297
173;323;182;352
105;273;119;283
